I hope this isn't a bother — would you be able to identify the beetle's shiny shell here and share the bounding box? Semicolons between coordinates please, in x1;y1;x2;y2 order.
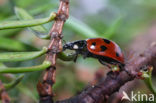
86;38;124;64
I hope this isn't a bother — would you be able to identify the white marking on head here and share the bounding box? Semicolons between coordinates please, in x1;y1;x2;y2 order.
90;45;95;49
73;45;79;49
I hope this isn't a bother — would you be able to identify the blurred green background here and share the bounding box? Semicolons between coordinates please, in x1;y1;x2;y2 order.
0;0;156;102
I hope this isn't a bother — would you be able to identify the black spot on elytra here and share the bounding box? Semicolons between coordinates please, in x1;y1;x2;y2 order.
116;52;119;57
92;42;96;46
103;39;110;44
100;46;107;51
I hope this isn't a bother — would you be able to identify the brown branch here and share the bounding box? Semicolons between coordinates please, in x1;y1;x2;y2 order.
54;43;156;103
0;80;10;103
37;0;69;103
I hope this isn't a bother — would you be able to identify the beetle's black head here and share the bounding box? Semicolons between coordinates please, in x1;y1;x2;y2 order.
63;40;86;51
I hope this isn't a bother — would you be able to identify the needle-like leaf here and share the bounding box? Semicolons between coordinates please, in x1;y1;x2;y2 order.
0;47;47;62
144;67;156;95
0;37;37;51
58;52;76;61
65;17;99;38
0;61;51;73
0;12;56;30
4;75;24;90
15;7;50;39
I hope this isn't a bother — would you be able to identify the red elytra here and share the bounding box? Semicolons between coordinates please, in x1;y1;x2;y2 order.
86;38;124;64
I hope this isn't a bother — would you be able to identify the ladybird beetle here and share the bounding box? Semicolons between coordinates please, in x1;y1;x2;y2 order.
63;38;124;68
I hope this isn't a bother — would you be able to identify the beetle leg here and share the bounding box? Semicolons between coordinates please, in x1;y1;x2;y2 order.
73;51;79;62
99;59;121;73
83;51;89;59
73;54;78;62
98;59;112;69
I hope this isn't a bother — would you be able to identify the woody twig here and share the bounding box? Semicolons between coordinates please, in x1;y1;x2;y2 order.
0;80;10;103
37;0;69;103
